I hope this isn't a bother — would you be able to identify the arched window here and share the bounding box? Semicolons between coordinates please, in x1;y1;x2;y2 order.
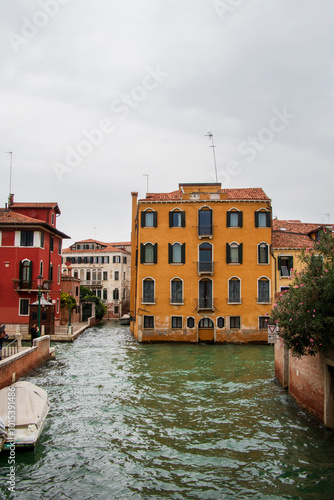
255;209;271;228
228;277;241;303
169;209;185;227
227;209;243;228
198;318;214;328
258;277;270;303
143;278;155;303
140;243;157;264
217;317;225;328
168;243;185;264
198;243;213;273
141;209;157;228
198;207;213;236
171;278;183;304
113;288;119;300
20;259;32;288
187;317;195;328
92;269;96;281
258;243;269;264
80;269;84;280
226;242;242;264
198;278;213;309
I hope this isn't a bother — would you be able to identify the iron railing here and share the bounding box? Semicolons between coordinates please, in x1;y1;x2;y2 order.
196;298;215;310
198;225;213;237
197;261;214;274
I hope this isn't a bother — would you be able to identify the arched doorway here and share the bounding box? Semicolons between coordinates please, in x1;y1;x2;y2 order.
198;317;214;343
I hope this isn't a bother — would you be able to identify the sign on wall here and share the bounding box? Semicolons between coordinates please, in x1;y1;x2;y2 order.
268;324;277;344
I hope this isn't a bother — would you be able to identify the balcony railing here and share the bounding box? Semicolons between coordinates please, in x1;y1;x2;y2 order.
198;225;213;238
1;338;19;359
197;261;214;275
81;280;103;287
196;298;215;311
12;279;52;291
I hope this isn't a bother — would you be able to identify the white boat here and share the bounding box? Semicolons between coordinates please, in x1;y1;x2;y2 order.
120;314;131;325
0;381;50;450
0;416;7;451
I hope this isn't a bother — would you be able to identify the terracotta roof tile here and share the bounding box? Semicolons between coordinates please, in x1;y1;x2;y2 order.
0;210;46;225
272;219;322;249
140;187;270;202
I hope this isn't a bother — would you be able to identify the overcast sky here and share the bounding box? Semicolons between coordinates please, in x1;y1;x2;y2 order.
1;0;333;246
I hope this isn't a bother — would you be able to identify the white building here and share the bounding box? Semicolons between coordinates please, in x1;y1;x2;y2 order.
62;239;131;319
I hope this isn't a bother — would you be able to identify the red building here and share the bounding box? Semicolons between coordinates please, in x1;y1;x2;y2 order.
0;195;70;334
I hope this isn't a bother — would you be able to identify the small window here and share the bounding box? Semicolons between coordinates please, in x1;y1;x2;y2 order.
258;243;269;264
50;237;54;252
19;298;29;316
141;210;157;228
51;212;55;225
123;256;127;264
143;278;155;303
228;278;241;303
103;271;108;281
168;243;185;264
187;317;195;328
227;210;243;228
103;288;108;300
40;231;44;248
114;271;119;280
58;240;62;255
230;316;240;329
143;315;154;328
169;210;185;228
226;243;243;264
259;316;269;329
171;278;183;304
258;278;270;303
20;231;34;247
255;211;271;228
114;306;119;314
113;256;121;263
278;256;293;277
217;316;225;328
140;243;158;264
171;316;182;329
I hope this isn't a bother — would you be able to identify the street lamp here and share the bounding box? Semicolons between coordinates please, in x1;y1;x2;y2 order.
68;290;72;332
36;274;43;335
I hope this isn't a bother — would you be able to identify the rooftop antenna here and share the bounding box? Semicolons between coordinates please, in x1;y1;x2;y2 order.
143;174;149;194
205;132;218;183
5;151;13;195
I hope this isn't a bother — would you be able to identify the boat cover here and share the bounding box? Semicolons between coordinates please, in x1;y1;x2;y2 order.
0;381;49;427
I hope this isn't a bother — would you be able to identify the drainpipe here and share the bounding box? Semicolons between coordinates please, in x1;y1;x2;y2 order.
271;248;277;294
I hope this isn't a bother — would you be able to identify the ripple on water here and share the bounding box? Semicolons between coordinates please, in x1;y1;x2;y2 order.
1;324;334;500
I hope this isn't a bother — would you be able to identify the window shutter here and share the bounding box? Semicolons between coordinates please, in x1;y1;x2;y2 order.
153;212;157;227
239;243;243;264
140;243;145;264
141;212;146;227
169;212;173;228
277;256;282;272
181;243;186;263
181;211;185;227
153;243;158;263
19;260;23;281
266;211;271;227
226;243;231;264
226;211;230;227
239;211;243;228
289;256;293;270
28;261;32;287
255;212;259;228
168;243;172;264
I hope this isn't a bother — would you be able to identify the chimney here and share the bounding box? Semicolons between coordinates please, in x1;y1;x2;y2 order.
8;194;14;207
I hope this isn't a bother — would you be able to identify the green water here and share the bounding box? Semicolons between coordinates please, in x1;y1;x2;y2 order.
1;323;334;499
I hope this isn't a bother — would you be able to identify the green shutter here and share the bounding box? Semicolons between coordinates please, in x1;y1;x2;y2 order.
255;212;259;228
226;243;231;264
168;243;172;264
181;211;185;227
153;243;158;263
289;256;293;270
239;243;243;264
141;212;145;227
266;211;271;227
140;243;145;264
181;243;186;264
277;256;282;271
239;211;243;228
226;211;230;227
169;212;173;228
153;212;157;227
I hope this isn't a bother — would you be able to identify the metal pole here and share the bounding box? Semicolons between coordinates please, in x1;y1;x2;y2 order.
38;288;41;334
205;132;218;183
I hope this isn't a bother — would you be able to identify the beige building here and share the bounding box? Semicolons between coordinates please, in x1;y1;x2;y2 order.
62;239;131;319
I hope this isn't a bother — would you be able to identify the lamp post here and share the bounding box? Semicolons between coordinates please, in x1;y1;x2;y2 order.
68;290;72;332
36;274;43;335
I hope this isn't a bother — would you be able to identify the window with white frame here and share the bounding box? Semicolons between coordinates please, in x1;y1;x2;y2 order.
258;277;270;303
169;210;185;228
228;277;241;303
226;242;243;264
171;316;182;328
227;209;243;228
143;315;154;328
20;231;34;246
168;243;185;264
255;210;271;228
140;243;157;264
258;242;269;264
141;210;157;228
171;278;183;304
143;278;155;303
230;316;240;329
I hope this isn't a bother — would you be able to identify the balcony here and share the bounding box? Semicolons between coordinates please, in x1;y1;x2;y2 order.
81;280;103;288
196;298;215;311
197;261;214;275
12;279;53;291
197;225;213;238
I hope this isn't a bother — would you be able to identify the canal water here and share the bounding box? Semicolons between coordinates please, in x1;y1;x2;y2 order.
1;323;334;499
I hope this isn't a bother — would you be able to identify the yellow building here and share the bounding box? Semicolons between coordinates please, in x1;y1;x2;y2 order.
272;219;322;296
130;183;273;343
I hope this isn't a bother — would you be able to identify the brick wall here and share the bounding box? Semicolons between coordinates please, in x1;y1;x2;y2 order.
0;336;54;390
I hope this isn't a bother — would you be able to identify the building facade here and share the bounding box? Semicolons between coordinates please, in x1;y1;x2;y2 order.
130;183;273;343
0;195;70;333
62;239;131;318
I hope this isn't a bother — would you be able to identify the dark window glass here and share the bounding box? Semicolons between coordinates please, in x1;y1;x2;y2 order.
144;316;154;328
217;316;224;328
19;299;29;315
20;231;34;246
259;316;269;329
187;317;195;328
230;316;240;329
171;316;182;328
143;279;155;303
258;279;270;302
171;279;183;303
198;209;212;236
229;279;240;302
258;243;269;264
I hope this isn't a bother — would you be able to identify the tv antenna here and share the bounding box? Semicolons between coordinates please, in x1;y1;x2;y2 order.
5;151;13;195
205;132;218;183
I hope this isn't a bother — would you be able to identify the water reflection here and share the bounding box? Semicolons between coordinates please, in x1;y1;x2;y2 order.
1;323;334;499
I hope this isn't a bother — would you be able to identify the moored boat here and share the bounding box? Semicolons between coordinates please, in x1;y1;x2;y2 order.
120;314;131;325
0;381;50;450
